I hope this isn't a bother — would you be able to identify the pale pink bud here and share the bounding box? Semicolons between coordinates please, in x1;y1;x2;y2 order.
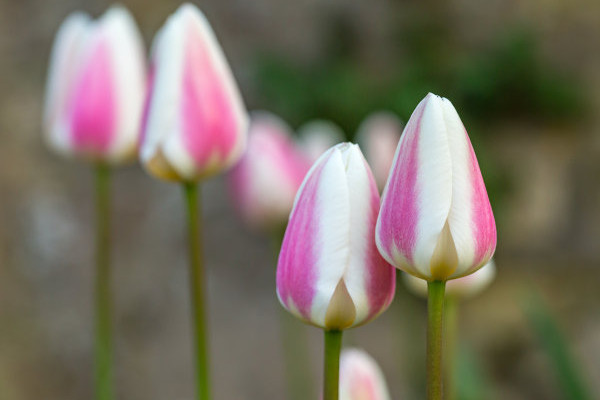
140;3;248;182
297;120;345;162
227;112;311;231
376;93;496;281
43;7;147;164
356;112;403;190
403;259;496;299
277;143;395;330
339;349;391;400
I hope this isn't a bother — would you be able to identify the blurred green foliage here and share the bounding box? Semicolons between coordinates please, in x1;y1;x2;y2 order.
524;290;593;400
251;14;587;215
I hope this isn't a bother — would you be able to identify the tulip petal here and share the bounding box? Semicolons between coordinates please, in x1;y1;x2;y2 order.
141;4;248;181
376;93;496;280
100;6;147;162
44;12;90;155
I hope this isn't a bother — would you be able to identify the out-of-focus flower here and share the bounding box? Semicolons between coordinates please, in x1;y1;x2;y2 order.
277;143;395;330
404;259;496;299
227;112;311;232
339;349;391;400
43;6;146;164
140;3;248;182
297;120;345;162
376;93;496;281
356;112;403;189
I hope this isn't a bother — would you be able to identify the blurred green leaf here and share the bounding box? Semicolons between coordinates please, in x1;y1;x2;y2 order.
523;291;593;400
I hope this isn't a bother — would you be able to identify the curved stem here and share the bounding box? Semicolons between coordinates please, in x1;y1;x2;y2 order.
323;330;343;400
427;280;446;400
444;295;458;400
94;163;113;400
183;183;210;400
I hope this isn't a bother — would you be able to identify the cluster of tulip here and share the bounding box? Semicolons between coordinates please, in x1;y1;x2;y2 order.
43;3;496;400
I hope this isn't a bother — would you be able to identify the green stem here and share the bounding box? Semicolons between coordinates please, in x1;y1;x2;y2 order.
444;295;458;400
94;163;113;400
183;183;210;400
427;280;446;400
323;330;343;400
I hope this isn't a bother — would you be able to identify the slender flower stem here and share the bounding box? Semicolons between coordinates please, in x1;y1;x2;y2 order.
183;183;210;400
444;295;458;400
94;163;113;400
323;329;343;400
427;280;446;400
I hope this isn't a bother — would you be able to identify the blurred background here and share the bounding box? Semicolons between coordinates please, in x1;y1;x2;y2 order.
1;0;600;399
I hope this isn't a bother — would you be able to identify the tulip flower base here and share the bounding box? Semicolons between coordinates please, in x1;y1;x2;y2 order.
427;281;446;400
94;163;113;400
183;183;211;400
323;330;343;400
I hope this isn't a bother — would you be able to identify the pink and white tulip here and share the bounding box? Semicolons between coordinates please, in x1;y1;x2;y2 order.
376;93;496;281
339;349;391;400
140;3;248;182
297;120;345;162
43;7;146;164
227;112;311;231
277;143;395;330
404;259;496;299
356;112;403;189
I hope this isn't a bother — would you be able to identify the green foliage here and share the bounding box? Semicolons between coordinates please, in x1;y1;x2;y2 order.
523;290;593;400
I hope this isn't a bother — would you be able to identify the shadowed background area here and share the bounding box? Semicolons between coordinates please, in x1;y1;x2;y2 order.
1;0;600;399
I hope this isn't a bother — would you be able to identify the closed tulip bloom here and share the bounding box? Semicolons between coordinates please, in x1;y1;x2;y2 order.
277;143;395;330
376;93;496;281
297;120;345;162
140;3;248;182
356;112;403;189
43;7;146;163
340;349;391;400
404;259;496;299
228;112;311;231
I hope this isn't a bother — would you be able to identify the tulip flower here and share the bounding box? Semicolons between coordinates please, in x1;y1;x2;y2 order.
340;349;391;400
139;5;248;400
277;142;395;400
356;112;403;190
375;93;496;400
43;7;146;400
376;93;496;281
403;259;496;299
44;7;146;164
227;112;310;232
297;120;345;162
140;3;248;182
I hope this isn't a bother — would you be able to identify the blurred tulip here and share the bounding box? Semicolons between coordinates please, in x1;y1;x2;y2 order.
140;3;248;182
404;259;496;299
277;143;395;330
43;6;146;164
356;112;403;189
228;112;311;231
297;120;345;162
376;93;496;281
340;349;391;400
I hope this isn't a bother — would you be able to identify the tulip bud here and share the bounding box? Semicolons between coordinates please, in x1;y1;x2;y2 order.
277;143;395;330
376;93;496;281
356;112;403;190
404;259;496;299
140;3;248;182
297;120;345;162
339;349;391;400
43;7;147;164
227;112;311;231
